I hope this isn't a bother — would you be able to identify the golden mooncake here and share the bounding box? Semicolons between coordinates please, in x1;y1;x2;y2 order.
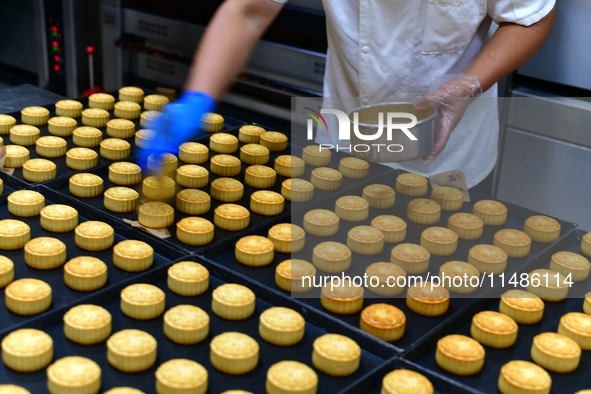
407;198;441;225
210;332;259;375
302;144;331;166
267;223;306;253
360;303;406;342
524;215;561;243
64;256;108;291
499;290;544;324
430;186;463;211
155;358;208;394
211;283;255;320
274;155;305;177
396;173;428;196
163;305;209;345
63;304;111;344
531;332;581;373
436;334;485;376
275;259;316;293
36;136;67;158
473;199;507;225
107;329;157;373
7;190;44;217
320;278;364;315
120;283;165;320
312;334;360;376
281;178;314;202
1;328;53;372
259;307;305;346
310;167;342;191
470;311;518;348
238;125;266;143
362;184;395;209
167;261;209;297
382;369;434;394
339;157;369;179
498;360;551;394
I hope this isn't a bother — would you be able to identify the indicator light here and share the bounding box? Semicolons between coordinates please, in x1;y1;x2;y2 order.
54;64;61;72
52;40;59;47
51;26;58;32
52;46;59;53
52;32;58;38
54;55;60;62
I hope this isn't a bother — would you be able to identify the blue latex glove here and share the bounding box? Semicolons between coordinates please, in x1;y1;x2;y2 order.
142;91;216;161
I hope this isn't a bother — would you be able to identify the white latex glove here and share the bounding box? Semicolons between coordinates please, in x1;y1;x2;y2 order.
414;74;482;160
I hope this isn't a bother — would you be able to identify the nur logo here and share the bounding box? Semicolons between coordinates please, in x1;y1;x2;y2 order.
304;108;418;142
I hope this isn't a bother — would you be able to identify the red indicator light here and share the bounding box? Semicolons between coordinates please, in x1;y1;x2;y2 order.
54;55;60;62
51;26;58;32
54;64;61;72
52;41;59;47
58;33;62;38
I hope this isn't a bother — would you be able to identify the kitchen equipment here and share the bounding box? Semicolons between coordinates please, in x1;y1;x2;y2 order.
347;103;435;162
100;0;326;121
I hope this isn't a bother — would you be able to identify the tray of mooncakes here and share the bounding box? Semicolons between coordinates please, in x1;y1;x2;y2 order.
42;122;296;254
0;185;186;341
0;252;392;393
0;88;245;186
197;168;576;354
402;230;591;393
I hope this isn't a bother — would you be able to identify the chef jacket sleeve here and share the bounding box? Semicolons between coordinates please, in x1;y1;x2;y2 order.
488;0;556;26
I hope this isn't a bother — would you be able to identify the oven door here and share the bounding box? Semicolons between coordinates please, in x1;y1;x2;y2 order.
101;1;326;122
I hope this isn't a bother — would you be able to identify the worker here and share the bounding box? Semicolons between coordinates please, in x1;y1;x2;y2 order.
145;0;555;188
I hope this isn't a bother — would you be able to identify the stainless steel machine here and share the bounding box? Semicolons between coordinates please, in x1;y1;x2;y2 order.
496;0;591;230
100;0;326;121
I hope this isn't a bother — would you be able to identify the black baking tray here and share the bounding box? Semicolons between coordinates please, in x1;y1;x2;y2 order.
395;359;489;394
0;257;387;393
402;230;591;394
1;170;27;195
288;169;577;292
0;186;186;338
199;170;576;352
3;93;245;185
42;126;294;253
200;216;477;354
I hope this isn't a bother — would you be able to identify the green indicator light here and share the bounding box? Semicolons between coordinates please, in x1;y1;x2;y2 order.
52;46;59;52
52;32;58;38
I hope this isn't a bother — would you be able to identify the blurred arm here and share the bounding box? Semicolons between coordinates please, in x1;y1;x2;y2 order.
184;0;284;100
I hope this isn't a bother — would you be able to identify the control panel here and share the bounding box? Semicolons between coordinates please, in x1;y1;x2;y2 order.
44;0;66;95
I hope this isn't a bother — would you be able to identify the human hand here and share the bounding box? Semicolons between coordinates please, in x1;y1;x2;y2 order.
414;74;482;161
142;91;216;165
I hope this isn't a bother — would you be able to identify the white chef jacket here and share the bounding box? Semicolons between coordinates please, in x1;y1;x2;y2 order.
273;0;555;187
